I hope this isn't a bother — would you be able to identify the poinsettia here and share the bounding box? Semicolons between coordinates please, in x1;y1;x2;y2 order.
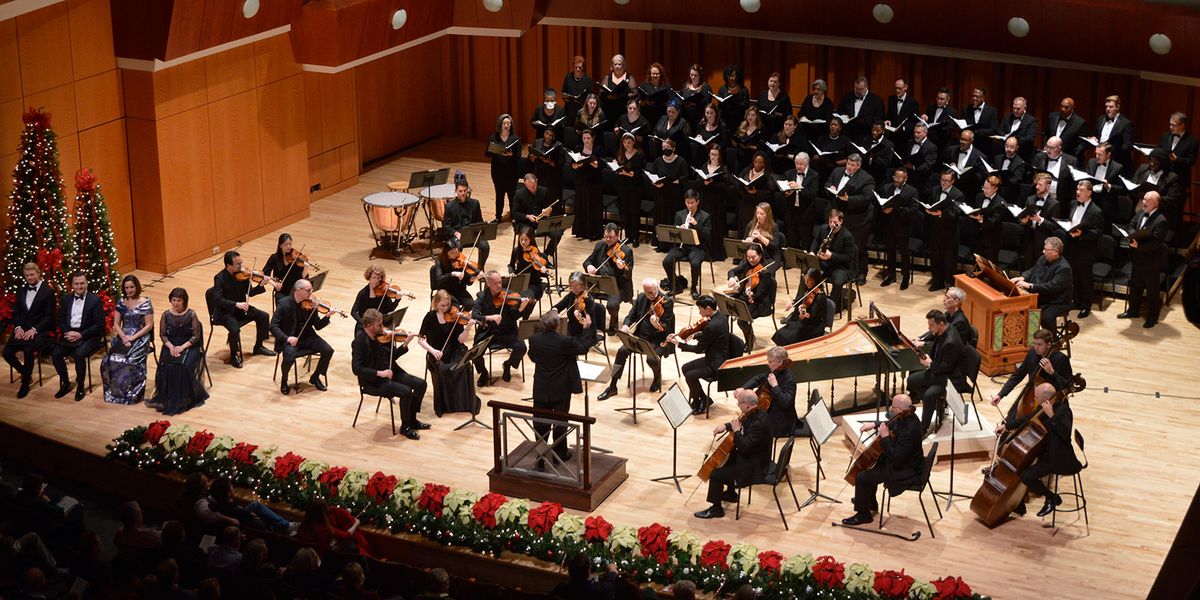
527;501;563;536
472;492;508;529
418;483;451;517
583;515;612;543
637;523;671;564
758;550;783;574
932;576;974;600
184;430;214;456
227;442;258;465
812;555;846;589
699;539;731;568
365;471;398;504
317;466;349;495
272;452;305;479
874;569;916;599
144;420;170;445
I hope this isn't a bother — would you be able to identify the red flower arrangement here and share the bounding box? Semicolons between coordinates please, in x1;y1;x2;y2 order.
36;247;64;275
932;576;974;600
96;291;117;335
227;442;258;465
0;293;14;323
583;515;612;543
184;431;214;456
637;523;671;564
812;555;846;590
317;466;349;495
758;550;783;574
874;569;916;599
418;483;451;517
365;471;398;505
75;168;97;193
472;492;508;529
527;501;563;536
699;540;731;568
144;421;170;445
273;452;305;480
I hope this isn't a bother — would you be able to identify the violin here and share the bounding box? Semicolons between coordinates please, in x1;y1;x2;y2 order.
375;328;416;344
453;253;481;282
443;306;473;326
300;297;347;318
373;281;416;300
492;289;526;309
573;289;590;323
523;245;548;272
235;268;274;285
664;315;710;346
783;278;827;319
283;248;320;270
755;358;792;410
606;241;629;270
724;260;775;295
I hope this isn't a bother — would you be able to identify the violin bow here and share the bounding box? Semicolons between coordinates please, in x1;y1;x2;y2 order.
593;238;629;272
726;260;777;292
628;294;666;331
278;244;306;289
782;277;828;315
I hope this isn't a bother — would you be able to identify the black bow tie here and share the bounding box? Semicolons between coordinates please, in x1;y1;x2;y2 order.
74;295;85;301
1106;118;1115;123
25;285;36;291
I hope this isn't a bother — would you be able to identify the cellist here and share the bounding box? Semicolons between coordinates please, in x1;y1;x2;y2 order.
994;383;1082;517
841;394;924;526
991;329;1073;410
693;389;772;520
734;346;797;437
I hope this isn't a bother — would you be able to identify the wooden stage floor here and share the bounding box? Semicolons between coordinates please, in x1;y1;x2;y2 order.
2;137;1198;599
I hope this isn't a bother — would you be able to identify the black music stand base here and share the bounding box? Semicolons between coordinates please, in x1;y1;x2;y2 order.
454;399;492;431
650;428;690;493
616;350;655;424
799;440;841;509
931;416;971;509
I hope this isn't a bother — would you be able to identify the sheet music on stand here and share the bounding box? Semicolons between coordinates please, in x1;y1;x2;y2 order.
454;337;493;431
652;383;693;492
408;168;450;190
722;238;755;261
458;222;500;247
784;248;821;272
799;391;842;509
382;307;408;330
308;270;329;292
656;225;700;247
501;272;531;293
535;214;574;237
581;274;620;298
713;291;753;323
611;331;656;422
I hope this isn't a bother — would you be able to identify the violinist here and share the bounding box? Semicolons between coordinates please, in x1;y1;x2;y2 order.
352;308;428;440
812;209;857;314
667;295;730;415
444;181;489;270
993;383;1081;518
991;329;1073;409
905;310;966;435
725;244;775;350
513;173;562;257
212;251;276;369
350;265;401;334
510;226;549;302
471;271;533;386
734;346;797;437
551;272;602;354
693;389;772;520
583;223;635;335
840;394;923;526
431;239;476;310
772;268;827;346
597;278;675;401
662;191;710;299
417;290;479;417
269;279;334;395
262;233;305;300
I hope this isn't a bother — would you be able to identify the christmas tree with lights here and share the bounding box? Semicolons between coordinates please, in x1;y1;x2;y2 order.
2;108;74;301
72;168;121;300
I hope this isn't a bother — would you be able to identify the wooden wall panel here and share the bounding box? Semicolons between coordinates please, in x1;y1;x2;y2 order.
55;133;81;207
25;83;78;137
74;69;122;131
302;72;323;159
126;118;166;269
67;0;116;80
208;90;265;242
253;34;302;87
354;39;445;164
120;70;155;121
0;98;21;153
78;119;135;270
321;71;357;151
156;106;217;264
257;74;308;221
0;19;19;103
15;2;72;95
204;43;257;103
150;59;209;120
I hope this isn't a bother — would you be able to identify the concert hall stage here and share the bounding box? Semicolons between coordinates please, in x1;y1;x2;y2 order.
1;137;1196;600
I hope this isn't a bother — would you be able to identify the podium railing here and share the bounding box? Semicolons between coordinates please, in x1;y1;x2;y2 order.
488;401;597;487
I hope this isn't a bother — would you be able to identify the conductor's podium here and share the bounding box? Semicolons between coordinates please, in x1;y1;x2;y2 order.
955;256;1040;376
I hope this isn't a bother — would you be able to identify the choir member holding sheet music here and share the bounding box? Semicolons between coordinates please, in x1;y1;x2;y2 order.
694;143;731;261
689;104;726;166
730;107;766;172
920;87;957;154
885;77;920;144
599;54;637;129
924;170;964;292
568;130;604;240
836;76;884;144
779;153;822;252
677;64;713;129
825;153;875;284
613;133;647;247
904;122;940;195
798;78;835;142
530;88;567;139
1118;191;1169;328
876;167;919;289
485;114;520;223
649;138;690;247
755;72;793;138
574;93;606;147
560;55;592;122
715;65;750;135
637;63;672;135
615;99;650;148
1057;181;1105;318
766;115;804;174
734;151;773;233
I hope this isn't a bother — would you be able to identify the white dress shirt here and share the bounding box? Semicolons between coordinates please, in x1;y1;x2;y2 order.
70;295;86;329
24;282;40;310
1100;115;1118;143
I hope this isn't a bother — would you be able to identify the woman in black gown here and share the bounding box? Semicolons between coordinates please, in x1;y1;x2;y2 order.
716;65;750;136
614;133;646;245
731;107;766;175
694;142;731;261
262;233;304;300
689;104;726;166
798;78;835;142
530;128;565;207
600;54;637;130
756;72;793;138
614;99;650;149
561;55;593;121
650;137;690;249
736;151;773;233
148;287;208;416
769;115;805;174
574;93;606;149
678;64;713;130
652;100;689;160
637;62;672;133
570;129;604;240
486;114;520;222
417;290;478;418
430;240;477;309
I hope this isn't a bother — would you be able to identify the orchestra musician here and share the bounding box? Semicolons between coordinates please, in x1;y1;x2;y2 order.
4;263;54;399
930;287;977;349
773;268;828;346
212;251;277;369
1118;191;1170;329
512;173;562;258
742;202;781;273
262;233;305;300
417;290;479;417
353;308;429;440
1011;237;1073;331
431;239;478;310
994;383;1082;517
510;226;550;302
991;329;1072;410
812;209;856;314
270;279;335;395
350;265;402;334
597;278;675;400
906;310;966;435
662;190;711;299
734;346;797;437
444;180;490;270
692;389;773;520
470;271;533;386
527;309;589;470
552;272;603;355
583;224;635;335
840;394;923;526
667;295;731;415
725;244;776;350
877;167;918;289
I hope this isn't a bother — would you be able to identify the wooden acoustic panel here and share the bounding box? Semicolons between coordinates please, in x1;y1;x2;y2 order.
74;69;123;132
15;2;73;96
203;42;257;104
24;82;78;138
155;105;217;264
0;18;20;103
148;58;208;120
291;0;452;69
125;117;166;269
354;39;445;163
67;0;117;81
77;119;136;271
208;89;265;243
257;74;308;221
252;33;301;87
0;98;21;153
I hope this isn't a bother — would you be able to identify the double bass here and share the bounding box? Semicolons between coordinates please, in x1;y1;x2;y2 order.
969;374;1086;527
843;405;917;485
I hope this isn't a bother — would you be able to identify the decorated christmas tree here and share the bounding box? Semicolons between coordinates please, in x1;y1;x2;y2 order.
1;108;74;308
72;168;121;300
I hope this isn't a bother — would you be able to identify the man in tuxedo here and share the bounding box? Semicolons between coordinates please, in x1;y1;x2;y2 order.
906;309;966;434
512;173;561;258
863;121;900;184
1091;95;1135;173
444;181;490;270
352;309;429;440
925;170;964;292
1020;173;1063;269
1085;143;1124;226
826;153;875;284
212;251;276;368
877;167;919;289
812;209;857;313
692;389;772;520
945;129;986;199
841;393;924;526
920;87;957;153
999;97;1038;162
1133;148;1185;229
1060;182;1105;318
885;77;920;143
1119;191;1170;328
941;287;978;349
992;136;1029;203
1163;112;1197;192
4;263;55;398
583;223;635;334
1012;237;1073;330
837;76;884;144
1030;136;1077;207
963;87;999;154
1047;97;1088;162
668;295;732;415
779;153;821;251
51;272;105;401
662;191;711;299
969;175;1009;264
270;279;334;395
527;309;588;467
904;123;939;194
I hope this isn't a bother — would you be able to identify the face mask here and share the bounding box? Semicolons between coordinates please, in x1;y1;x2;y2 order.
663;149;675;156
545;102;556;110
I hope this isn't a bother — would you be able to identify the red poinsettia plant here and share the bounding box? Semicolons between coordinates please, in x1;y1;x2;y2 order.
144;421;170;445
699;540;731;568
0;293;14;323
365;471;398;505
812;555;846;589
184;431;214;456
418;483;451;517
273;452;305;480
527;501;563;536
583;515;612;543
758;550;783;575
875;569;916;599
637;523;671;564
472;492;508;529
932;576;974;599
96;290;117;335
317;466;349;495
227;442;258;465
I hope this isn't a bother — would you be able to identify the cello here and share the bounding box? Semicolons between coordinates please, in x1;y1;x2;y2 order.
969;374;1086;527
697;393;770;481
843;405;917;485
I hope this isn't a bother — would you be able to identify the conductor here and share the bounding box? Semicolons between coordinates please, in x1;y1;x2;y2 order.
527;310;589;469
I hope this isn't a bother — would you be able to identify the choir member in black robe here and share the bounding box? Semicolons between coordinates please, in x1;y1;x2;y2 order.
485;114;520;222
798;78;835;142
678;64;713;129
716;65;750;136
570;129;604;240
756;72;793;138
599;54;637;130
614;132;647;246
649;138;690;248
637;62;672;135
560;55;592;124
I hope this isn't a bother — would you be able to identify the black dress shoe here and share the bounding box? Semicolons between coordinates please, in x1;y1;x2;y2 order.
841;511;874;526
649;379;661;393
1036;495;1062;517
476;372;490;387
280;383;290;395
722;490;740;503
855;275;867;285
1116;311;1137;319
309;376;327;392
400;427;420;441
928;283;945;292
880;276;895;287
1143;319;1158;329
597;387;618;401
899;279;910;291
74;388;86;401
229;353;243;368
502;363;512;382
55;382;73;399
17;382;31;399
1077;308;1091;318
252;345;276;357
690;290;700;301
414;420;432;430
1013;502;1026;516
693;505;725;519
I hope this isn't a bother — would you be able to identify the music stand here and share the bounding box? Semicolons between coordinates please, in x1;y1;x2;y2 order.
514;317;564;404
612;330;657;423
308;270;329;293
581;274;620;299
657;225;701;303
409;168;451;261
500;272;531;295
932;383;972;509
453;336;493;431
784;248;820;272
799;390;841;509
722;238;755;262
651;383;692;492
458;222;500;253
382;307;407;331
536;215;574;293
712;291;752;326
575;360;612;453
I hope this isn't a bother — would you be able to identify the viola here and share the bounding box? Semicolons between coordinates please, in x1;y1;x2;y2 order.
523;245;548;272
373;281;416;300
492;289;526;309
651;296;666;330
375;328;415;344
283;248;319;270
664;315;710;346
747;262;765;291
300;297;347;318
235;268;273;285
453;254;481;282
443;306;473;326
606;242;629;270
756;358;793;410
